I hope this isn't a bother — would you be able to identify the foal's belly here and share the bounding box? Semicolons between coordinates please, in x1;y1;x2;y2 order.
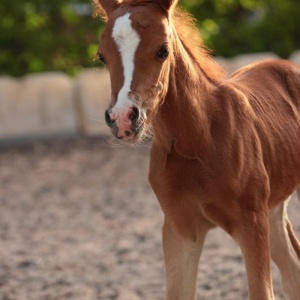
149;137;300;233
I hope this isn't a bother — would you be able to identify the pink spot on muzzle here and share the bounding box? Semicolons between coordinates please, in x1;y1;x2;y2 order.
115;118;132;138
105;104;141;140
110;106;138;139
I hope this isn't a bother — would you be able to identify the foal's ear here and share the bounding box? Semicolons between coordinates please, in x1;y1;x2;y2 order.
154;0;179;13
93;0;120;19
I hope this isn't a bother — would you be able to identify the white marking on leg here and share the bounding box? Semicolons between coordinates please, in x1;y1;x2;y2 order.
112;13;140;113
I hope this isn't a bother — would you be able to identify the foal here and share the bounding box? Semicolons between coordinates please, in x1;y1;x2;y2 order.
94;0;300;299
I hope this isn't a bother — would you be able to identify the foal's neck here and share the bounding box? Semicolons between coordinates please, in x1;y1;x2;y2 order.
153;36;220;156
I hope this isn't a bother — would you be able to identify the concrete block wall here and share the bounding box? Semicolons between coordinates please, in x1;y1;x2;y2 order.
73;69;111;136
0;73;77;141
0;51;299;142
0;69;112;142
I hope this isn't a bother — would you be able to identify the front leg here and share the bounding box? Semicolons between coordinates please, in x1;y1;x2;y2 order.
162;217;210;300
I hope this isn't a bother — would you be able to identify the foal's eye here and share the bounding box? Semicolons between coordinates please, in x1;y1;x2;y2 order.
157;45;169;60
98;53;106;64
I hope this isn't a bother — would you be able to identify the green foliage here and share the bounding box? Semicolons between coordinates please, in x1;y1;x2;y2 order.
181;0;300;58
0;0;104;76
0;0;299;76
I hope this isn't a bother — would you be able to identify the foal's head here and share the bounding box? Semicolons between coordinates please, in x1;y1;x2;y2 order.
95;0;178;142
95;0;222;143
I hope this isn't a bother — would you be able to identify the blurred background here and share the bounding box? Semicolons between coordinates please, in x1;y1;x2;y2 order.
1;0;300;142
0;1;299;299
1;0;300;77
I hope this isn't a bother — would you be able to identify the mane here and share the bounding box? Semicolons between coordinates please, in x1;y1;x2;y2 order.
92;0;225;81
172;8;225;82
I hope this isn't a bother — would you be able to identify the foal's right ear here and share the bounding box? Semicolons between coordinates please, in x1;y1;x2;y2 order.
93;0;120;19
153;0;179;14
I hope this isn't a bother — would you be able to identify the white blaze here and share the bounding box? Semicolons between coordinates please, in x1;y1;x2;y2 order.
112;13;140;111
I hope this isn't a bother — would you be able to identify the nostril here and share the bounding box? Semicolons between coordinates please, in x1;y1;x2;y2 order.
105;109;115;127
128;106;139;123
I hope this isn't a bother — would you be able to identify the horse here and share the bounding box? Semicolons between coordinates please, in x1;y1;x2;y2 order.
93;0;300;299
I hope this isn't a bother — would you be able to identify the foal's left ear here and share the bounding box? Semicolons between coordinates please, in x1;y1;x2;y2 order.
154;0;179;13
93;0;120;19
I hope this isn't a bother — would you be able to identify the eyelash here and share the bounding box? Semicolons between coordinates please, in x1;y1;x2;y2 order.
157;45;169;60
98;53;106;64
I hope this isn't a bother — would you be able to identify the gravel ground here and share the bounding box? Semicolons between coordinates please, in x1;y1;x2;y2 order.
0;137;299;300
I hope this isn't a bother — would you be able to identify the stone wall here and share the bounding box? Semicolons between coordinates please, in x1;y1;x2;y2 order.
1;51;299;142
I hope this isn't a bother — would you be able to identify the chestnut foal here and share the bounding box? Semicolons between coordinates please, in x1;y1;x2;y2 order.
94;0;300;299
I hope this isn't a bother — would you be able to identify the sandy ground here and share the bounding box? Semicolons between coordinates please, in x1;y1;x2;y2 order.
0;137;299;300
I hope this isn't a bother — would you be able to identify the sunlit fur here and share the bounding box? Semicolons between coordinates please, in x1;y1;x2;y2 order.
95;0;300;299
